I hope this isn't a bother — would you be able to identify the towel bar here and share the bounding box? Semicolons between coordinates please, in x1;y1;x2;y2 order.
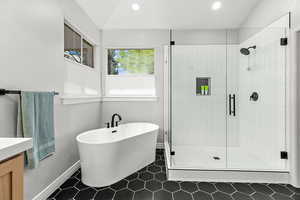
0;89;59;96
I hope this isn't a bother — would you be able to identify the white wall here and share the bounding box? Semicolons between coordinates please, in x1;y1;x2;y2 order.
291;0;300;187
63;0;102;97
293;1;300;29
241;0;295;28
173;29;238;45
0;0;102;199
239;0;296;42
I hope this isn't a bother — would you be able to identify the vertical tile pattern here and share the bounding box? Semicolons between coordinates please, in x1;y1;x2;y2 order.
47;149;299;200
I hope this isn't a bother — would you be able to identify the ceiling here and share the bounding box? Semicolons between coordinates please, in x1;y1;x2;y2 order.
75;0;260;29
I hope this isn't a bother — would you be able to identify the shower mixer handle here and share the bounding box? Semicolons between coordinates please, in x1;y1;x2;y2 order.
250;92;259;101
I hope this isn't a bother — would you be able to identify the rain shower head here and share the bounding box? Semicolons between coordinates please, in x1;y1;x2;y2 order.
240;45;256;56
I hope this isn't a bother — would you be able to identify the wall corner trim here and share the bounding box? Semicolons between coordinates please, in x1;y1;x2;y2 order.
32;161;80;200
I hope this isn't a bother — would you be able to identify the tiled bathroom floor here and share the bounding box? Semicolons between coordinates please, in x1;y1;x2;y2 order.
47;149;300;200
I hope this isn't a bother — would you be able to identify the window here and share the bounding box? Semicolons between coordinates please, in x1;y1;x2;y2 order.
82;39;94;67
108;49;154;75
64;23;94;68
105;48;156;98
64;24;81;63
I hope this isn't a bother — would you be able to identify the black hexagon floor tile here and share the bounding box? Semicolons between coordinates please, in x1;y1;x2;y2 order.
198;182;217;193
250;183;274;195
213;191;233;200
148;165;161;173
193;190;213;200
232;192;252;200
288;185;300;194
173;190;193;200
75;181;90;190
133;189;152;200
60;177;79;189
180;181;198;193
268;184;293;196
155;172;167;182
163;181;180;192
114;189;133;200
154;190;173;200
139;171;154;181
272;193;294;200
146;180;162;191
232;183;254;195
128;179;144;191
110;179;128;191
47;188;61;199
252;192;274;200
291;193;300;200
74;187;97;200
125;172;138;181
94;188;115;200
48;149;300;200
215;182;236;194
55;187;79;200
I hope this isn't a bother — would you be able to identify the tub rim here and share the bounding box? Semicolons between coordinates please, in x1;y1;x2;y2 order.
76;122;159;145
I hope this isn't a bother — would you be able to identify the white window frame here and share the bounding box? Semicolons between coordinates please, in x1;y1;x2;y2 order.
64;20;96;69
102;46;159;101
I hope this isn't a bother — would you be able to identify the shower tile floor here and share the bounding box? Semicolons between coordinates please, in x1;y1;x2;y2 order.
47;149;300;200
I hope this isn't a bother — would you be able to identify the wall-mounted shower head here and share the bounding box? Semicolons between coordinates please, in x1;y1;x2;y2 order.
240;45;256;56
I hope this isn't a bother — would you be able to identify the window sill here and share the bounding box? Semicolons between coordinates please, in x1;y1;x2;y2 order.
64;57;96;71
102;96;158;102
61;95;102;105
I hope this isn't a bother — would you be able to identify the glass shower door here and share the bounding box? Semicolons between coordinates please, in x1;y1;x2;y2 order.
227;27;288;170
170;45;227;169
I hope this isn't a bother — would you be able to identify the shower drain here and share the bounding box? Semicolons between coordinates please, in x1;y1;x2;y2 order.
213;156;221;160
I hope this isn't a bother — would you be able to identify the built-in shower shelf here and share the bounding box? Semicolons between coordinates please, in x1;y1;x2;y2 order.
196;77;211;96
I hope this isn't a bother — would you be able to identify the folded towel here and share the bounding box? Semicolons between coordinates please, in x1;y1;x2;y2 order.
17;92;55;169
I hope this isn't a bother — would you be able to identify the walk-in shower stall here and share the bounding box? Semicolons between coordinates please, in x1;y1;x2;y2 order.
164;14;292;183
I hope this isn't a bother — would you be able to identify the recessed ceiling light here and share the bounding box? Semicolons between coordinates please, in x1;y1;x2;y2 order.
211;1;222;10
131;3;140;11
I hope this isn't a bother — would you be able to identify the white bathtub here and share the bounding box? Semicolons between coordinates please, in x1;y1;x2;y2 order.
76;122;159;187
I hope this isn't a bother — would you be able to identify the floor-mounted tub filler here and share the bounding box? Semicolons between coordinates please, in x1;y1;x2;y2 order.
76;122;159;187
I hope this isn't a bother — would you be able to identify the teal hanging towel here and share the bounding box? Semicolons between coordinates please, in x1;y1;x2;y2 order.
17;92;55;169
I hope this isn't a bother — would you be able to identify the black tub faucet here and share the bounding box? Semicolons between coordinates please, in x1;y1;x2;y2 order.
111;113;122;128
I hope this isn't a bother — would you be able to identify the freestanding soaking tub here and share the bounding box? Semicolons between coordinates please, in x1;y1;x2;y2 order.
76;122;159;187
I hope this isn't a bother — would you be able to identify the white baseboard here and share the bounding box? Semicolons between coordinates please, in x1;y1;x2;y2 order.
156;143;164;149
32;161;81;200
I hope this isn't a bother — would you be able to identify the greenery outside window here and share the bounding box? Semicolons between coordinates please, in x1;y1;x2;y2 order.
105;48;156;97
64;23;94;68
107;49;154;75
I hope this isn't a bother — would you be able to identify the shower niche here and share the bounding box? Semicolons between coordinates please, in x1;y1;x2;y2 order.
196;77;211;96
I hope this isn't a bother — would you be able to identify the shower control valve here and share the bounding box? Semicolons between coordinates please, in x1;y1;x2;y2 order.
250;92;259;101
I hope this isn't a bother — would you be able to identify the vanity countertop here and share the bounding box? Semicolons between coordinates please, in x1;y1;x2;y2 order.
0;138;32;162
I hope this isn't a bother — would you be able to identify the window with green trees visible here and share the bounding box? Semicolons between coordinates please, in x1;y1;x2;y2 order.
107;49;154;75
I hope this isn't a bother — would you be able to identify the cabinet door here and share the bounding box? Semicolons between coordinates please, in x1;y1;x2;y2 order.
0;154;24;200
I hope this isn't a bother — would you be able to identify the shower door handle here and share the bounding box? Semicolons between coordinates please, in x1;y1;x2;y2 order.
232;94;236;116
229;94;236;116
229;94;232;116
